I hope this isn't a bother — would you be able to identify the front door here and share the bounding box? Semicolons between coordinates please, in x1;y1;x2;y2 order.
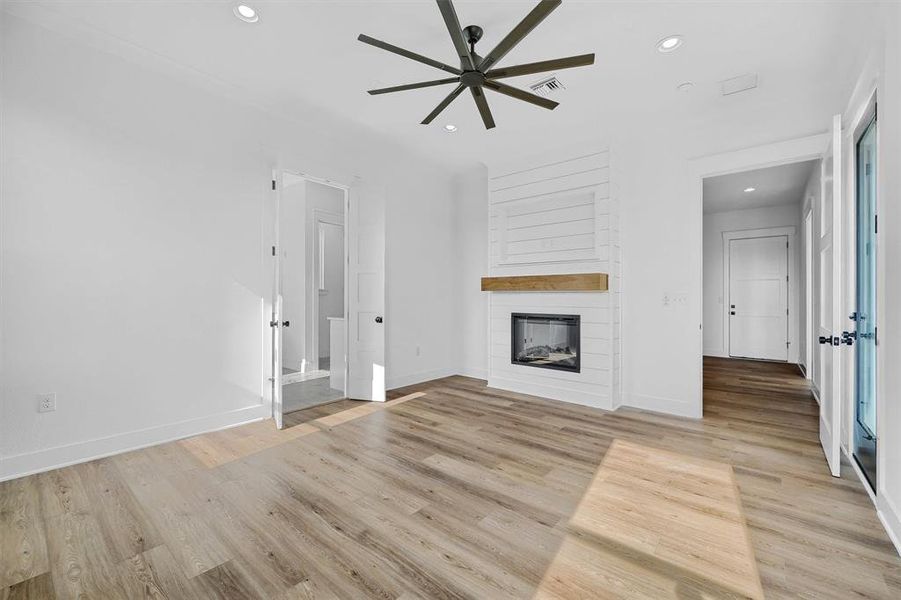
853;114;878;489
728;235;789;361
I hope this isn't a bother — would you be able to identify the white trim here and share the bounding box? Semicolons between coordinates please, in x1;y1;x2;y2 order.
621;391;701;419
721;226;796;361
0;405;270;482
387;368;457;391
458;366;489;381
489;376;612;411
843;446;901;557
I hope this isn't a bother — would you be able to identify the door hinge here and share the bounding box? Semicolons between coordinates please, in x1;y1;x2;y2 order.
786;275;789;282
271;180;276;191
272;245;276;256
875;214;878;234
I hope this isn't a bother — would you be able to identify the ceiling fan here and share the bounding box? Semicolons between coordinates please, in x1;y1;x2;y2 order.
358;0;595;130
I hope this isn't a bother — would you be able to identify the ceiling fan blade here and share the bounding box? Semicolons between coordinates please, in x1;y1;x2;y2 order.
479;0;562;72
358;34;462;75
485;53;595;79
421;84;466;124
368;77;461;95
483;80;559;110
470;86;496;130
436;0;476;71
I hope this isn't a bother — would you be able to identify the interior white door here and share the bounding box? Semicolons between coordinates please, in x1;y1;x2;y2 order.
347;181;385;401
729;236;789;360
271;170;284;429
818;114;843;477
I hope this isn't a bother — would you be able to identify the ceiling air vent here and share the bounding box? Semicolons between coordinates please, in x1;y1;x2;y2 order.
529;75;566;97
720;73;758;96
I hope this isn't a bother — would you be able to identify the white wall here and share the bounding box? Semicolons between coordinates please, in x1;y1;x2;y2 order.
703;204;801;360
877;1;901;553
453;165;490;380
0;15;457;479
839;1;901;553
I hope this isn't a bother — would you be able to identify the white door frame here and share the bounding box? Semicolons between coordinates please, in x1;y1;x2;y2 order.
803;209;814;381
692;133;829;415
271;169;350;428
310;209;344;372
722;227;795;362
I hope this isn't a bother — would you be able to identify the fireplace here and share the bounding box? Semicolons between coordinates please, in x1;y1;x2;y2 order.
511;313;580;373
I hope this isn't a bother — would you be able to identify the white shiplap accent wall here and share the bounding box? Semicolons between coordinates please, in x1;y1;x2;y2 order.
487;150;621;410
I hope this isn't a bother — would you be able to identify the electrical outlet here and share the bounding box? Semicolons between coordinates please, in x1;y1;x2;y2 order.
38;393;56;413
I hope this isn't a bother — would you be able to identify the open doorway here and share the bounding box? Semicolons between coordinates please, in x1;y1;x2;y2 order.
271;171;387;429
277;173;347;415
702;160;816;363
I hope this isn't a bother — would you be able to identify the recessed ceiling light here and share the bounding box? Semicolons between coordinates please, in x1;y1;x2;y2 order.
444;124;458;133
677;81;694;92
233;4;259;23
744;187;756;193
656;35;684;53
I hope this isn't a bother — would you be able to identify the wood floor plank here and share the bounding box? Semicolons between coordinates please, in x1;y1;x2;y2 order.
0;357;898;598
0;476;49;589
1;572;55;600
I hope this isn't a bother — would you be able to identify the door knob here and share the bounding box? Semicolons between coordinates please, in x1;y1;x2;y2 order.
282;321;290;327
841;331;856;345
375;316;383;323
819;336;838;345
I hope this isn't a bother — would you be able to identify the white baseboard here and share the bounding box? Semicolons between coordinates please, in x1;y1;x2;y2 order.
842;447;901;557
488;376;613;411
877;494;901;557
620;391;702;419
0;404;270;482
387;367;457;391
810;384;821;406
457;366;488;381
703;349;729;358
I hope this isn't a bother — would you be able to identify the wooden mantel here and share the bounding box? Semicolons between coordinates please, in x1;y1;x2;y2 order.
480;273;608;292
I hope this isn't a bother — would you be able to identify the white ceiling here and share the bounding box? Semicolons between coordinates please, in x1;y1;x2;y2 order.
4;1;879;169
703;160;818;214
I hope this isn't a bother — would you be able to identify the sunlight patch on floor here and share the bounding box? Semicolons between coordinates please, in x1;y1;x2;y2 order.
534;439;764;599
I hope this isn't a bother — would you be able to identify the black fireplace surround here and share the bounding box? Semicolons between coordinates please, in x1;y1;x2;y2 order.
511;313;580;373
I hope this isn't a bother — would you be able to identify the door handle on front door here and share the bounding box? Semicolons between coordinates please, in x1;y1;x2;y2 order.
841;331;856;345
819;336;839;346
375;316;383;323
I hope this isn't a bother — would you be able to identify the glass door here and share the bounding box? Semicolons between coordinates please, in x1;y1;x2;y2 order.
853;114;877;489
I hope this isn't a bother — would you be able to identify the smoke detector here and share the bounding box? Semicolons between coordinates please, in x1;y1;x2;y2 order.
529;76;566;97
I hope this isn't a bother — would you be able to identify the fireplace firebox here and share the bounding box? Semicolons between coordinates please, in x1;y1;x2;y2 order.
511;313;580;373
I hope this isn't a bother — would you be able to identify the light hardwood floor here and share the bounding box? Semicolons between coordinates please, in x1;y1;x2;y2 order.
1;358;899;598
